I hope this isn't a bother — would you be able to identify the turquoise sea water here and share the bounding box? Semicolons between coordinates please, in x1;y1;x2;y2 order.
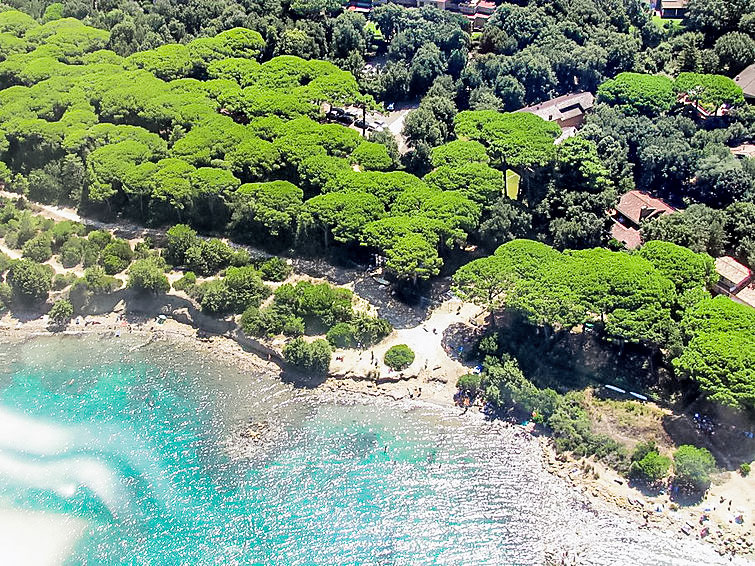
0;336;742;566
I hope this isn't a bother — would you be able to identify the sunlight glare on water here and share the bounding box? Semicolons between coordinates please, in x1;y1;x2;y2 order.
0;336;741;566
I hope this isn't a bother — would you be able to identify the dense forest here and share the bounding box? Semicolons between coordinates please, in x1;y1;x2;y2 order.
0;0;753;437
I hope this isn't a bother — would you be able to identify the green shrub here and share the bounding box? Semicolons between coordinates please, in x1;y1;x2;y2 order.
185;238;233;275
384;344;415;370
739;463;751;477
326;321;357;348
457;373;483;395
240;305;288;337
59;236;84;267
87;229;112;250
172;271;197;291
52;272;77;290
101;239;133;274
7;259;53;304
81;266;120;294
165;224;198;265
629;451;671;482
283;337;332;376
0;282;11;309
51;221;85;248
282;316;305;336
127;259;170;294
22;232;53;262
352;314;392;346
259;257;291;281
673;445;716;491
48;299;73;326
0;251;10;274
230;248;252;267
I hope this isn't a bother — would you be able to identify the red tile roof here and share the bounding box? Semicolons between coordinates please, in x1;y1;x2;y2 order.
614;190;676;226
610;221;643;250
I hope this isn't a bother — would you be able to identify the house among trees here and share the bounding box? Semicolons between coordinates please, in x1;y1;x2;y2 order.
658;0;689;18
355;0;497;29
734;64;755;101
714;256;755;308
517;92;595;142
609;190;676;249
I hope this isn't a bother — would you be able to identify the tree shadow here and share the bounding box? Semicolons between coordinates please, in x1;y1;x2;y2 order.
279;368;328;388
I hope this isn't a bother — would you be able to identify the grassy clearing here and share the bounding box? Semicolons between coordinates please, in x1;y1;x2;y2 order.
505;169;520;200
582;388;674;454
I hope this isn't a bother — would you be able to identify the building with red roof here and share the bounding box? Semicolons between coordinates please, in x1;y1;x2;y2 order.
609;190;677;250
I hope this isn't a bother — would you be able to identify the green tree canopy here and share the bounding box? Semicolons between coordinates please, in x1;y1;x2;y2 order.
597;72;675;116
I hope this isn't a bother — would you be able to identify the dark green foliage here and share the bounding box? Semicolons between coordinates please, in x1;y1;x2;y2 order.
7;259;53;304
52;272;77;290
383;344;414;371
195;266;270;315
185;238;233;276
172;271;196;291
259;257;291;281
597;73;675;116
326;321;357;348
629;441;671;482
21;231;53;262
674;297;755;411
283;337;332;376
673;445;716;491
48;298;73;326
101;238;133;274
127;259;169;294
165;224;198;266
456;373;483;396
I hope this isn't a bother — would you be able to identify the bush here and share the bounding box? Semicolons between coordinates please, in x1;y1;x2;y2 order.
165;224;198;265
51;221;85;248
739;463;751;476
101;239;133;274
352;314;392;346
283;337;332;376
52;272;77;290
282;316;305;337
0;251;10;274
172;271;197;291
673;445;716;491
87;229;112;250
22;232;53;262
230;248;251;267
7;259;53;304
81;266;120;294
48;299;73;327
629;450;671;483
127;259;170;294
259;257;291;281
59;236;84;267
0;282;11;309
326;321;357;348
457;373;483;396
185;238;233;275
384;344;415;370
240;305;287;337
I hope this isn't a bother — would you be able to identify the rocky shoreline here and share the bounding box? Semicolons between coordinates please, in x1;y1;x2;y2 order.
2;308;753;562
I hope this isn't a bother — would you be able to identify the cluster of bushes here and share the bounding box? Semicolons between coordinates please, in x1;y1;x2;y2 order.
460;354;628;470
283;337;332;377
165;225;251;277
241;279;391;347
0;199;142;277
461;347;720;489
191;266;270;315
